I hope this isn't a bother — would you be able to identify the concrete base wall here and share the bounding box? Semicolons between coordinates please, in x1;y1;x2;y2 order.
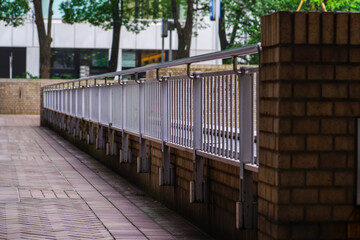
41;111;258;240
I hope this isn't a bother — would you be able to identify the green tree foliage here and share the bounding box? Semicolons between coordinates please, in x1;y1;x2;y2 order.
220;0;360;54
0;0;29;27
60;0;154;72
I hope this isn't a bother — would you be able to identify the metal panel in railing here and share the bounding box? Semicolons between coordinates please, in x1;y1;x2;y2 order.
76;88;82;117
43;91;47;108
201;70;240;160
200;70;257;165
99;86;111;124
111;85;123;129
83;87;90;120
90;87;99;122
143;79;161;139
71;89;76;116
67;89;71;114
124;83;139;133
168;76;193;148
63;90;67;113
61;90;65;113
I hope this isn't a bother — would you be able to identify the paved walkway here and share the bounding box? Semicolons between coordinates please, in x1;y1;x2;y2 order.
0;115;211;240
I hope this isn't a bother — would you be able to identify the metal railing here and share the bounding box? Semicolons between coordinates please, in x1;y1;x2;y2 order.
43;44;260;170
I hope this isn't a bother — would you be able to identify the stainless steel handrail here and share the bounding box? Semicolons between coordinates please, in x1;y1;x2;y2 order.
43;43;260;89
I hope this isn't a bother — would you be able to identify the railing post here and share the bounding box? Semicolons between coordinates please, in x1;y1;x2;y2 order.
120;83;131;163
236;72;256;229
159;77;172;185
74;88;79;137
97;86;104;150
88;87;95;145
191;73;205;202
107;86;117;156
137;81;150;173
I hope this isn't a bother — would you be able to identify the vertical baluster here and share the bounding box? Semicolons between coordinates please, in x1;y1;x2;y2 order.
226;75;229;158
230;75;233;159
235;74;238;161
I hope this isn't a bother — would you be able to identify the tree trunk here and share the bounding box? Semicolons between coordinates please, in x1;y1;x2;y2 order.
39;38;51;79
33;0;53;79
171;0;194;59
108;0;121;72
108;23;121;72
218;3;228;51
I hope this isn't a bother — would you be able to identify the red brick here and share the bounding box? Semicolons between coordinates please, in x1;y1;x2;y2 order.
349;84;360;98
336;13;349;45
274;47;292;63
320;189;346;204
321;119;347;134
334;171;354;186
294;46;320;63
306;171;332;186
307;102;333;116
322;84;347;98
350;13;360;45
278;189;290;204
278;64;306;80
306;206;331;221
280;171;304;186
294;12;307;44
335;136;355;151
349;47;360;63
293;119;319;134
334;102;360;116
319;153;347;169
308;12;321;44
278;136;305;151
322;46;348;63
293;84;320;98
336;65;360;81
320;223;347;239
279;101;305;116
308;65;334;80
278;12;293;44
292;154;318;169
292;188;318;204
322;12;335;44
278;206;304;222
307;136;333;151
291;224;319;239
333;206;354;221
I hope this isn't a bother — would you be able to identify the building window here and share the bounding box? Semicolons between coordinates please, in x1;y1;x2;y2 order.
122;49;176;70
51;48;108;79
0;47;26;78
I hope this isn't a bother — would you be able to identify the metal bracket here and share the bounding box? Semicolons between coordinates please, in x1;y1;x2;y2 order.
88;122;95;145
96;124;105;150
134;73;141;84
233;56;246;75
137;138;150;173
120;131;131;163
187;64;194;79
156;69;163;82
236;168;257;229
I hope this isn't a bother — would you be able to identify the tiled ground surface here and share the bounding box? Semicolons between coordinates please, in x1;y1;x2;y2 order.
0;115;211;240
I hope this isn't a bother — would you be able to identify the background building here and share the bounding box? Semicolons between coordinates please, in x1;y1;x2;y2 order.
0;0;217;79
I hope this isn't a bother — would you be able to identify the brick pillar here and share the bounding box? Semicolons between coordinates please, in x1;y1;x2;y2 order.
259;11;360;239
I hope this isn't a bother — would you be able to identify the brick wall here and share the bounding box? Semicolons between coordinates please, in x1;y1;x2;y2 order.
0;79;67;114
259;11;360;239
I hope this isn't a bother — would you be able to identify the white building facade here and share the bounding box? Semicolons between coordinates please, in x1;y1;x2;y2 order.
0;2;218;78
